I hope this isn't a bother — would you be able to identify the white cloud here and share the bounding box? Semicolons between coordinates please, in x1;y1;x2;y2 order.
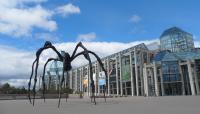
130;15;141;23
0;0;56;37
0;1;82;38
0;44;60;80
77;32;96;42
56;3;80;17
0;45;34;79
0;39;159;87
5;39;200;87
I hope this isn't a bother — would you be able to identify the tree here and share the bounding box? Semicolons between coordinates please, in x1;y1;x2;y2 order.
0;83;28;94
1;83;11;94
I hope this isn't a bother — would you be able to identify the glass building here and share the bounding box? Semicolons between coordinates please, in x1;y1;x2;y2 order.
45;60;65;90
151;50;200;96
45;27;200;97
160;27;194;52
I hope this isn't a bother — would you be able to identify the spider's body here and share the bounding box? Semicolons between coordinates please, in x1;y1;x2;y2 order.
28;41;108;107
63;52;72;71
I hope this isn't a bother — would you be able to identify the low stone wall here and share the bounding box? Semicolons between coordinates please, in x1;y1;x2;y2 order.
0;94;82;100
0;94;116;100
0;94;38;100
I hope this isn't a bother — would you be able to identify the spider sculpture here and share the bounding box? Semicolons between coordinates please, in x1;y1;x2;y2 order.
28;41;108;107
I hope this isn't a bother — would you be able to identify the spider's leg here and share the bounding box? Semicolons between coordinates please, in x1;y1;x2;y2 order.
29;48;44;105
87;51;108;102
32;58;39;106
28;59;37;104
65;71;69;102
72;50;108;102
71;42;97;104
71;51;96;105
42;58;59;102
41;41;63;61
87;55;96;105
29;41;63;106
71;42;83;59
58;61;65;108
103;85;106;102
57;73;62;108
84;53;96;104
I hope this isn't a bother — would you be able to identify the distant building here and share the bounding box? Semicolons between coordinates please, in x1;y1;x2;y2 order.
160;27;194;52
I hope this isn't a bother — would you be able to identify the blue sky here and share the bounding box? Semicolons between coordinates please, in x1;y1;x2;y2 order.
0;0;200;50
0;0;200;87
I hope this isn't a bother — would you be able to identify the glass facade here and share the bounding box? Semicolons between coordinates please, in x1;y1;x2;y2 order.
162;61;182;95
181;65;192;95
45;61;63;90
160;27;194;52
121;55;131;81
153;49;200;96
162;61;181;82
195;59;200;91
109;59;117;94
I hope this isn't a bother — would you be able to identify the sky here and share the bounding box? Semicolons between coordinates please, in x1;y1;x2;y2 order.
0;0;200;87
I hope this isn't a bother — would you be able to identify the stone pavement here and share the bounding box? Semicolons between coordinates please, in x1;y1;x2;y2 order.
0;96;200;114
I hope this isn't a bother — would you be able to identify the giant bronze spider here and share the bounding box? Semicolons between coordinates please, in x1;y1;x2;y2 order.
28;41;108;107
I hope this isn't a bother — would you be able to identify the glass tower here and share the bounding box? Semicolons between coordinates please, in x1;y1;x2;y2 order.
160;27;194;52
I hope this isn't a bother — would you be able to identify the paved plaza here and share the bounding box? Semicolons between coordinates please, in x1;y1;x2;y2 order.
0;96;200;114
